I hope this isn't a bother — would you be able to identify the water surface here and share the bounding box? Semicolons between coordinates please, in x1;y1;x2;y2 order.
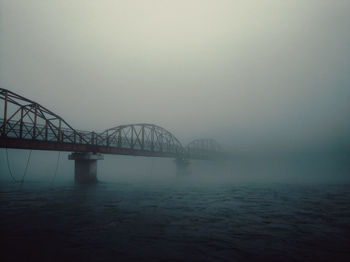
1;180;349;261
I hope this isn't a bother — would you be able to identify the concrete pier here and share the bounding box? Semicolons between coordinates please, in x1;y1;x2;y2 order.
175;157;191;176
68;152;104;183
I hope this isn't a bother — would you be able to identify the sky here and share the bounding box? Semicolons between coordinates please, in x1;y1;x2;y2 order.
1;0;349;152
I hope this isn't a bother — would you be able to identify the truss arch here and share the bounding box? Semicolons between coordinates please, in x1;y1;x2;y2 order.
0;88;90;144
101;123;183;154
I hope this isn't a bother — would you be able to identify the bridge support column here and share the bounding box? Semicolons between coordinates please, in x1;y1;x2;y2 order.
175;157;191;176
68;152;104;184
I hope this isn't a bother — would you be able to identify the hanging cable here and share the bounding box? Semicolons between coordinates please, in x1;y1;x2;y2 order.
5;148;18;183
20;150;32;185
50;151;61;186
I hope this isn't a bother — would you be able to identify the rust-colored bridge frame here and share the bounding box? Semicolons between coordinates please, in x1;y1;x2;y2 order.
0;88;221;159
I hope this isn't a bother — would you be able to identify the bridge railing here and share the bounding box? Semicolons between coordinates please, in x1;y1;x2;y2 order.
1;88;224;158
0;119;183;154
0;119;91;144
2;120;219;157
96;133;182;153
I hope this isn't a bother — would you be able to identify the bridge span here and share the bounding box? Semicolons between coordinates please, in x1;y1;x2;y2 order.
0;88;223;183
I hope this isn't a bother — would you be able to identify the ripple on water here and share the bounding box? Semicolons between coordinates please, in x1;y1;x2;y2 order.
1;182;350;262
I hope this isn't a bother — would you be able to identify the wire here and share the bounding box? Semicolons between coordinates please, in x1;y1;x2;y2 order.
50;151;61;186
5;148;18;183
20;149;32;185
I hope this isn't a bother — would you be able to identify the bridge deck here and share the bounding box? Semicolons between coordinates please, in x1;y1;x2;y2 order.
0;136;177;158
0;88;222;160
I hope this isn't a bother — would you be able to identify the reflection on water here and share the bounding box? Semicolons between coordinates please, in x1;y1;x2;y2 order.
1;180;350;261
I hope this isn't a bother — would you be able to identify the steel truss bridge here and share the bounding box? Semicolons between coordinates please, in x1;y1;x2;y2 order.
0;88;222;160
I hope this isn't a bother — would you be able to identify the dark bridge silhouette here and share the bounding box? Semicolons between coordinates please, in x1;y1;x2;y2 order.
0;88;223;182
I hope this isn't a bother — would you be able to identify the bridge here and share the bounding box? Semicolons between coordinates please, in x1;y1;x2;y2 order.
0;88;223;183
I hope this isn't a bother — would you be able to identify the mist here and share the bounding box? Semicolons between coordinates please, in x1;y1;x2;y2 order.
1;148;348;185
1;0;349;185
1;2;350;261
1;0;349;149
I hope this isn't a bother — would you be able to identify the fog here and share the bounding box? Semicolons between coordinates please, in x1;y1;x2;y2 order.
0;0;349;183
0;148;348;184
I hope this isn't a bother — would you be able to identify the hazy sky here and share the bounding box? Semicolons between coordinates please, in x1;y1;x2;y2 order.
1;0;349;151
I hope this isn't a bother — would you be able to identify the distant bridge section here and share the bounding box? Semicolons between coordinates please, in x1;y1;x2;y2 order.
185;138;222;160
